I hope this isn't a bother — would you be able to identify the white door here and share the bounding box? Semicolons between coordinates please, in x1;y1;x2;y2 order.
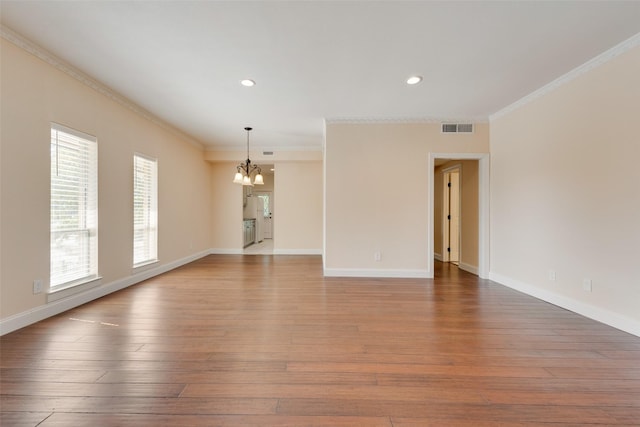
448;171;460;264
442;168;460;264
256;192;273;239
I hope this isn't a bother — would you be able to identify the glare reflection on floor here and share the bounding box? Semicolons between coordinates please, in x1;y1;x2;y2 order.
69;317;119;327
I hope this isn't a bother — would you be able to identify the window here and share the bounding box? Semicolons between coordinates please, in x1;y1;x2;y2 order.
50;124;98;291
258;194;269;217
133;154;158;267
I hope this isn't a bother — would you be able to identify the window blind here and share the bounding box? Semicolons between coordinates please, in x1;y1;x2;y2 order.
133;154;158;267
50;124;98;289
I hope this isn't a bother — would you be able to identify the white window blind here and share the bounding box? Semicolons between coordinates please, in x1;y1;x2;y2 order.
50;124;98;290
133;154;158;267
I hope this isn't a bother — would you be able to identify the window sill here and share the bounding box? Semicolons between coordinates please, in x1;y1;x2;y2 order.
47;276;102;303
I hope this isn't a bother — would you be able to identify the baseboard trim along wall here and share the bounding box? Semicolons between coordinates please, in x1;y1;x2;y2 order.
273;249;323;255
0;250;211;336
324;268;430;279
458;262;479;275
434;253;443;262
209;249;322;255
209;248;244;255
13;254;634;338
489;272;640;338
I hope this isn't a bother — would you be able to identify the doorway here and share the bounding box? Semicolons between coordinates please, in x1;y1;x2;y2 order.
242;166;275;255
429;153;489;279
255;191;273;239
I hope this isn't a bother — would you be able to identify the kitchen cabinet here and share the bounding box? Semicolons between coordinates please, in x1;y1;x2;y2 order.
243;219;256;248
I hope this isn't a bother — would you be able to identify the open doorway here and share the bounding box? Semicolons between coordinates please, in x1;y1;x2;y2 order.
429;153;489;279
242;166;275;255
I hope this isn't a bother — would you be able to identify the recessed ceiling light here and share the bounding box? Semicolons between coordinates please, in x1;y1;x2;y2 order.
240;79;256;87
406;75;423;85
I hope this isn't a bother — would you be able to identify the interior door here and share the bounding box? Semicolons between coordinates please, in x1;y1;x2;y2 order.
448;171;460;264
256;192;273;239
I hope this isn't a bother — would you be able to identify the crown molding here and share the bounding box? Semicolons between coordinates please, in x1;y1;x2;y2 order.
1;24;204;150
491;31;640;121
325;116;488;125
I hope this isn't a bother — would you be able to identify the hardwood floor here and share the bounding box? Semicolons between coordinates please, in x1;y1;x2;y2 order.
1;256;639;426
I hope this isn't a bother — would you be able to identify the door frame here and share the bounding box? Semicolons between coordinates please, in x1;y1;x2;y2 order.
428;153;489;279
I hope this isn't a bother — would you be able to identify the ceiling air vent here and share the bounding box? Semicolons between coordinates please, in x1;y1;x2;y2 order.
441;123;473;133
262;151;274;155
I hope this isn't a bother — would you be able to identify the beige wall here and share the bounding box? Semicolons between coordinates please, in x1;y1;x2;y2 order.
1;39;212;320
460;160;479;269
433;169;444;257
273;161;323;253
490;44;640;331
434;160;479;270
210;163;243;250
325;122;489;276
209;160;323;253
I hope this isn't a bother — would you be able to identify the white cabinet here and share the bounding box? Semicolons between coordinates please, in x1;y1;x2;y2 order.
243;219;256;248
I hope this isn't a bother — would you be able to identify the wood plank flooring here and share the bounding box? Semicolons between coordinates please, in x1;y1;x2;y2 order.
1;256;639;426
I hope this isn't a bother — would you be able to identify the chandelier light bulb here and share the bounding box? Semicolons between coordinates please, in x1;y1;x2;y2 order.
233;126;263;186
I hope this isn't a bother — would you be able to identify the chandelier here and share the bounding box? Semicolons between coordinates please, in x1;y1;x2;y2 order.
233;127;264;186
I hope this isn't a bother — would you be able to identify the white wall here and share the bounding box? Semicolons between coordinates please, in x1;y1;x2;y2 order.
490;43;640;336
1;38;212;329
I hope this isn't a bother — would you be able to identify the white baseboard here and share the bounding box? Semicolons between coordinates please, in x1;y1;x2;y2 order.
209;248;243;255
434;253;443;262
458;262;478;275
273;249;322;255
210;248;321;255
0;250;211;336
324;268;430;279
489;271;640;338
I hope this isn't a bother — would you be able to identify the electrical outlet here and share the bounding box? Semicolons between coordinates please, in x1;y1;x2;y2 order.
33;279;43;294
548;270;556;281
582;279;592;292
374;251;381;262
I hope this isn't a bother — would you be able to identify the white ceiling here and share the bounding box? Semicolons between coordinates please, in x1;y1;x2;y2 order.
2;1;639;151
